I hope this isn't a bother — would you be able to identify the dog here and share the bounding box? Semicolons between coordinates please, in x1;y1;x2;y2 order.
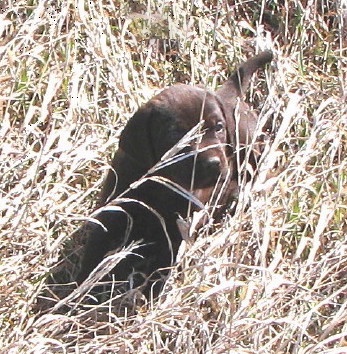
76;51;273;297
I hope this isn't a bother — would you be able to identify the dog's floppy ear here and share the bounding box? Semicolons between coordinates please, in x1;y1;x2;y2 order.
99;104;159;204
118;103;158;169
216;51;273;145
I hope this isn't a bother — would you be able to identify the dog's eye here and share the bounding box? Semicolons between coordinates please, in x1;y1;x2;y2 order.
214;122;225;132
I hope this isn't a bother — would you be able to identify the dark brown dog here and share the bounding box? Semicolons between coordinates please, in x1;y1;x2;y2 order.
77;51;273;297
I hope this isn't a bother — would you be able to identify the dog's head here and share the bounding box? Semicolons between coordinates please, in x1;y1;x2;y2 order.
100;51;273;204
141;85;231;190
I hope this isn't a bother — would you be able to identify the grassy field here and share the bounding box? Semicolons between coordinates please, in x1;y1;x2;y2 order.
0;0;346;353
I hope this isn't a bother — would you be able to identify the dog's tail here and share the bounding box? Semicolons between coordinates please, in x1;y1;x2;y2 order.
217;50;273;98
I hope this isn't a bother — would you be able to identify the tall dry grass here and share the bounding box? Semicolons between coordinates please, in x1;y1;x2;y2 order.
0;0;346;353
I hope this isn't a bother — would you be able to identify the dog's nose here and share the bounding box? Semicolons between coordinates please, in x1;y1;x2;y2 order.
194;155;223;188
202;156;221;173
206;156;221;169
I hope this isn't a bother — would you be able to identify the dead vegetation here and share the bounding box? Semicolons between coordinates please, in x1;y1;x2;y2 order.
0;0;346;353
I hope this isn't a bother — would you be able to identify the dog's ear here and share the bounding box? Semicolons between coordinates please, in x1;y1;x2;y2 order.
118;104;158;169
100;98;183;204
99;104;159;204
216;51;273;145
